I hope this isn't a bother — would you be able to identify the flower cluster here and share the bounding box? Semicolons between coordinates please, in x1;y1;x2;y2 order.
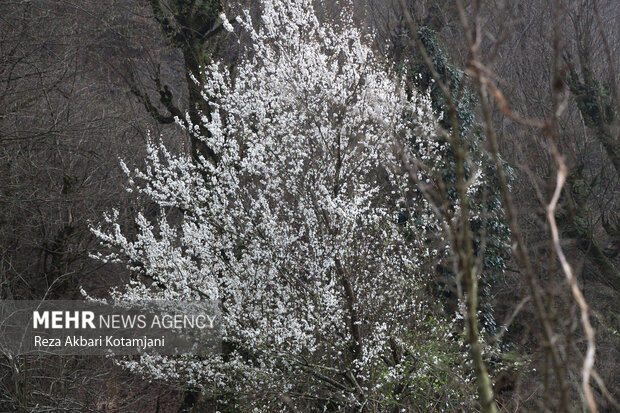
92;0;477;410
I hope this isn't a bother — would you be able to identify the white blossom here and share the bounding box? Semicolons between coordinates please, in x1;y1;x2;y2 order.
92;0;473;410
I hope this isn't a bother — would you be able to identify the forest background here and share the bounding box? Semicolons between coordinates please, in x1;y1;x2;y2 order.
0;0;618;412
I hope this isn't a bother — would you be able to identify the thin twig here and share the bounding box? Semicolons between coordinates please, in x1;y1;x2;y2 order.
545;147;597;413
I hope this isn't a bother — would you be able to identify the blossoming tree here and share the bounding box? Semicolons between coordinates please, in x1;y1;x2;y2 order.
92;0;479;410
